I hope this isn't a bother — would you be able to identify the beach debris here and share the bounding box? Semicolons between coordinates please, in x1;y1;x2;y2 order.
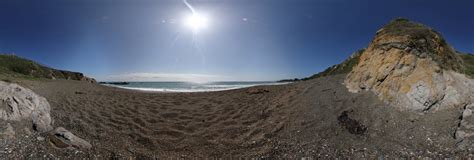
337;111;367;135
49;127;92;150
0;81;53;132
247;88;269;95
74;91;85;95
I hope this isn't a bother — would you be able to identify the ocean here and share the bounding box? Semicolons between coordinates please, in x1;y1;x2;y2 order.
102;81;288;92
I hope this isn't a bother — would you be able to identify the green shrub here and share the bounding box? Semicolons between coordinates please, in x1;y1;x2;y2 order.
0;54;51;79
461;53;474;78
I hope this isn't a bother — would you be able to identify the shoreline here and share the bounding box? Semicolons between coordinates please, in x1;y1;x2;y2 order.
100;81;292;93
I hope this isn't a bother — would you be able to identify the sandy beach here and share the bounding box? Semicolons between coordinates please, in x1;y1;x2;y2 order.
1;0;474;158
0;74;462;159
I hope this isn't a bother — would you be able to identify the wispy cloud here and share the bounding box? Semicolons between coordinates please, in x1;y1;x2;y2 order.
103;72;229;82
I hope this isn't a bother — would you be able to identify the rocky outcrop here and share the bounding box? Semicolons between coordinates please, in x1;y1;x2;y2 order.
49;70;97;83
0;81;53;132
345;18;474;112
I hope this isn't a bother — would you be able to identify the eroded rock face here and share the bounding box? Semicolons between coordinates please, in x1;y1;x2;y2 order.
345;19;474;112
0;81;53;132
49;70;97;83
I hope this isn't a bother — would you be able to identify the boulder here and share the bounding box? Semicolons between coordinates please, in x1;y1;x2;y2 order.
49;127;92;150
0;81;53;132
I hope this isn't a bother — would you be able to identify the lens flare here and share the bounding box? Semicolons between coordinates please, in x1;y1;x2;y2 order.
185;13;208;32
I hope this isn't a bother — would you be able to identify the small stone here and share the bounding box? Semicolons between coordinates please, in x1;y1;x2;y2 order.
37;136;45;141
23;127;32;135
463;109;472;118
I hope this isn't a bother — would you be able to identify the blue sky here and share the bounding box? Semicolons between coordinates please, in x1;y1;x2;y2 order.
0;0;473;81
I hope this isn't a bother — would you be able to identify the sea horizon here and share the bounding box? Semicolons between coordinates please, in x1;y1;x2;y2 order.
101;81;289;92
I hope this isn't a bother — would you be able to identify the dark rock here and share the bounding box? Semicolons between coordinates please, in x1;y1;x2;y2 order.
74;91;85;95
337;111;367;135
247;88;269;94
100;82;130;85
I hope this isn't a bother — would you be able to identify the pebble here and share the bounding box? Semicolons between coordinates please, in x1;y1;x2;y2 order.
37;137;45;141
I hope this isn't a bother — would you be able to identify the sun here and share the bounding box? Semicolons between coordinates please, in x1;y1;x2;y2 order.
185;13;209;32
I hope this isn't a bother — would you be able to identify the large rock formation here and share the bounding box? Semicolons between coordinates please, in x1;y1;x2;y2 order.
0;81;53;132
345;18;474;112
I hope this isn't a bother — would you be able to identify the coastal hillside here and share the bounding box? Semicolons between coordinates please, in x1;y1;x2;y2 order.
0;54;96;83
305;49;364;80
278;49;363;82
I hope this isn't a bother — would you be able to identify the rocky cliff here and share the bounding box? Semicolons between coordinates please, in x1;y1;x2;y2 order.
345;18;473;112
0;54;96;83
344;18;474;149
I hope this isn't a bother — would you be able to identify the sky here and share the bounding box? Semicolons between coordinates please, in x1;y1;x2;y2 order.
0;0;473;81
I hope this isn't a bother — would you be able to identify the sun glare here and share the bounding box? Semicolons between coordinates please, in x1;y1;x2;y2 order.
185;13;209;32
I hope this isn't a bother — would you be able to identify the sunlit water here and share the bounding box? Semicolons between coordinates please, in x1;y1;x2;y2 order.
102;81;289;92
